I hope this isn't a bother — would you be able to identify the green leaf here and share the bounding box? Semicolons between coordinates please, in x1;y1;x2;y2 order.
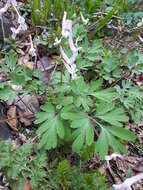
57;160;71;188
90;88;117;102
37;115;65;149
107;132;127;154
5;50;18;70
95;126;128;159
76;58;93;69
56;96;73;107
104;125;136;141
96;102;115;116
74;95;92;112
72;132;84;152
87;40;103;54
62;111;94;152
101;55;119;72
71;77;89;95
95;128;109;159
9;73;27;85
89;78;103;92
35;103;65;149
96;108;128;127
90;6;118;36
35;103;55;124
86;54;101;61
0;84;17;101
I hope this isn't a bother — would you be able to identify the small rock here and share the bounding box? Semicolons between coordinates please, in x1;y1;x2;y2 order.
0;103;13;141
0;16;13;41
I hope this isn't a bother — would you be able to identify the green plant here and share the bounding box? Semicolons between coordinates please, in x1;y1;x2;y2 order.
0;140;111;189
50;159;111;190
57;160;71;189
0;50;46;100
29;0;78;26
29;0;49;26
34;22;137;159
0;140;50;189
35;73;135;159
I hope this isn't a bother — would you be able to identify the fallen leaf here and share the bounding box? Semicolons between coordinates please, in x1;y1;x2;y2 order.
23;61;34;72
18;54;29;65
22;181;34;190
7;106;18;131
14;95;40;126
98;163;106;174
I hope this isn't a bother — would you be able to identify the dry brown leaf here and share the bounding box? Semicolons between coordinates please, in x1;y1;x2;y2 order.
7;105;18;131
22;181;34;190
14;95;40;126
98;163;106;174
23;61;34;72
18;54;29;65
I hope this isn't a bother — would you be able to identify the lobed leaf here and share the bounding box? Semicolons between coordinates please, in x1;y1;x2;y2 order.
96;108;129;127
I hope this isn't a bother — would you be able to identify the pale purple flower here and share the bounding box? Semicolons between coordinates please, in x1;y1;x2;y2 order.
112;173;143;190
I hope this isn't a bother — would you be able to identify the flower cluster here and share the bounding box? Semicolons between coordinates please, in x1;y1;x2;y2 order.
0;0;27;39
0;0;36;57
59;12;82;80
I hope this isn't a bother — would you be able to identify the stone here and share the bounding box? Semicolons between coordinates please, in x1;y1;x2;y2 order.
0;16;13;41
0;103;13;141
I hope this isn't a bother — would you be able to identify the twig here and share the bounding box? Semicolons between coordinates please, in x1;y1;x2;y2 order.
0;113;35;124
35;49;47;73
90;121;99;137
0;16;5;43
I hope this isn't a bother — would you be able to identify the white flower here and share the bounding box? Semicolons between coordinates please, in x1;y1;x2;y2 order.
137;18;143;27
62;18;72;38
80;12;89;24
105;153;125;161
138;35;143;42
54;37;61;46
11;0;17;7
0;0;11;18
59;11;81;80
29;35;36;57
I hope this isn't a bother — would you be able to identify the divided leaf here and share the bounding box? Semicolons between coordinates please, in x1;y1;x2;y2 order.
61;111;94;152
35;103;65;149
36;115;65;149
90;88;117;102
96;108;129;127
5;50;18;70
35;103;55;123
95;125;135;159
104;125;136;141
71;77;89;95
